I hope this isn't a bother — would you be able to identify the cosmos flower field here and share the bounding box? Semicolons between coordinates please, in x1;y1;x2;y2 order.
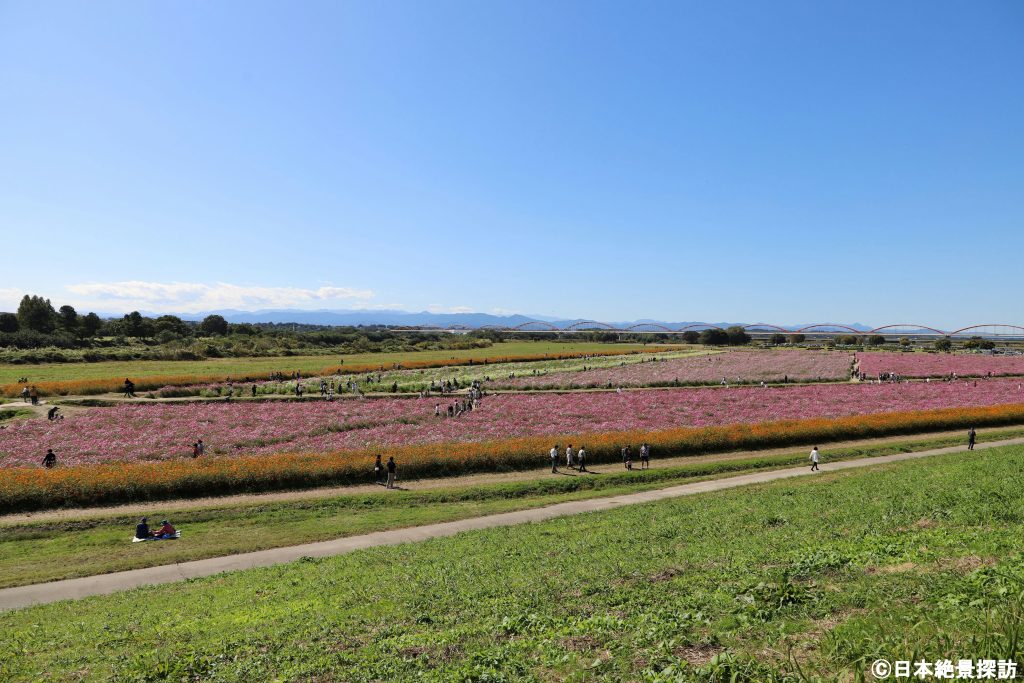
4;378;1023;468
493;349;852;388
857;351;1024;378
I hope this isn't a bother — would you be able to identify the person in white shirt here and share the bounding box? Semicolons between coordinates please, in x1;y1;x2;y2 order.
565;444;575;469
550;445;559;474
577;446;588;472
810;447;820;471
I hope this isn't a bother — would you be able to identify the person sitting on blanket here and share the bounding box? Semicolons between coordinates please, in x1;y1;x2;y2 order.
151;520;176;539
135;517;150;540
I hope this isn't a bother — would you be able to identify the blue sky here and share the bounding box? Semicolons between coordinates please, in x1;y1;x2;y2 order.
2;1;1021;327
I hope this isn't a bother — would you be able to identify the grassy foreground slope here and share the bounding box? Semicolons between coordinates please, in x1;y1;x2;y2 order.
0;341;667;385
4;448;1024;681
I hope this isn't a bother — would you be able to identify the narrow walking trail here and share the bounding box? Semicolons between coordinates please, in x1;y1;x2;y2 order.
1;437;1018;612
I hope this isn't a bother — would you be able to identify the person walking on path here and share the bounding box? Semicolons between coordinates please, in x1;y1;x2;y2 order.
621;445;632;470
640;442;651;470
386;456;397;489
123;379;136;398
810;447;820;471
197;439;205;457
42;449;57;468
21;386;29;403
191;442;200;458
374;454;384;484
968;427;977;451
565;444;575;470
577;446;588;473
550;445;559;474
29;386;39;406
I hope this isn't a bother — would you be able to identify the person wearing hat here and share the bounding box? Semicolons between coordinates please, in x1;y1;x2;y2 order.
135;517;150;540
151;520;176;539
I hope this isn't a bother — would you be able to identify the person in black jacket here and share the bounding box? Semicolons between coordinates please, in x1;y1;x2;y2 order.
386;457;397;489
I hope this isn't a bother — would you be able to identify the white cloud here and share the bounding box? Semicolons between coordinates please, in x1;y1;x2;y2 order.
427;304;475;314
63;281;375;314
0;288;25;311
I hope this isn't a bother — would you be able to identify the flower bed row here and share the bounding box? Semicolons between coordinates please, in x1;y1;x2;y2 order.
492;350;853;389
857;351;1024;379
2;403;1020;513
0;347;673;398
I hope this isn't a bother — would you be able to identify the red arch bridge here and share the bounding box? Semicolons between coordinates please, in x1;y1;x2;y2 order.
393;323;1024;340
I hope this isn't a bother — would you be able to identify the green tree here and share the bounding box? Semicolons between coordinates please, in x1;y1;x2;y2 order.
16;295;56;333
699;328;730;346
200;314;229;336
681;331;700;344
788;333;806;344
934;337;953;352
899;337;911;348
79;312;102;337
867;335;886;346
57;305;79;333
121;311;154;338
962;336;995;351
769;333;787;345
155;315;189;337
0;312;18;333
725;326;751;346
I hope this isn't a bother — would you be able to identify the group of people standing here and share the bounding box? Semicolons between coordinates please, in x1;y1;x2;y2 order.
434;383;485;418
19;385;39;405
548;442;652;473
550;444;587;473
373;454;398;489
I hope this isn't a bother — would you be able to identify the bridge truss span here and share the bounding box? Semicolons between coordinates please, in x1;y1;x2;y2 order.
400;320;1024;340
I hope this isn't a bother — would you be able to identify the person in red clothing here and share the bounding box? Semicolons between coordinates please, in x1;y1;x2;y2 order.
151;520;176;539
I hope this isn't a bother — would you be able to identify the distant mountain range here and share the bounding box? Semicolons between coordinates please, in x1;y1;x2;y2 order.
160;308;874;331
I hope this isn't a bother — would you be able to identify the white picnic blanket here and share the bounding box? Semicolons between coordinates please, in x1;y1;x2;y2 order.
132;531;181;543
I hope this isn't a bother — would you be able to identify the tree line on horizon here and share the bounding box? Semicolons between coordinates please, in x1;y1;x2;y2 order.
0;295;497;361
